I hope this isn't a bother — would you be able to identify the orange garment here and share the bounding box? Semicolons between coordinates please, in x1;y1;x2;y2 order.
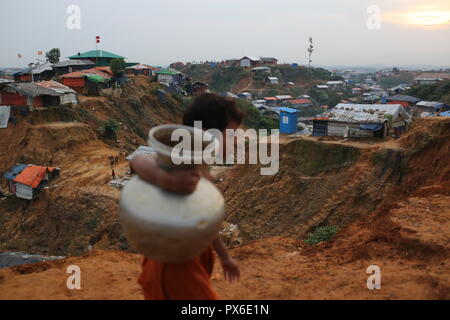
138;245;219;300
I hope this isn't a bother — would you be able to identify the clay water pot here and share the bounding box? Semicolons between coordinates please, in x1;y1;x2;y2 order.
119;125;224;263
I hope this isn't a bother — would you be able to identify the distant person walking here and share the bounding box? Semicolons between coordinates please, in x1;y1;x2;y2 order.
112;169;116;180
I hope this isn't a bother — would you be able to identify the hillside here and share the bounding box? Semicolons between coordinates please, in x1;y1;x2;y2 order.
0;118;448;299
0;76;185;256
180;64;333;96
404;80;450;104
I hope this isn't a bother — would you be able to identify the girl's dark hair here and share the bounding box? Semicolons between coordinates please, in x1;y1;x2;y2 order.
183;93;244;131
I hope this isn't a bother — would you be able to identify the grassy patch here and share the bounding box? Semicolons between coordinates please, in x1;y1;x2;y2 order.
304;225;340;245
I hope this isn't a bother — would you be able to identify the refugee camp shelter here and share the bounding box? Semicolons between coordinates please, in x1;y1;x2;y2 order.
52;60;95;75
275;107;298;134
156;69;183;86
312;103;411;138
263;96;278;107
0;81;77;109
414;101;448;115
240;56;260;67
252;66;271;74
260;57;278;65
59;68;112;95
126;64;160;76
192;81;209;96
386;95;421;108
265;77;279;84
3;164;60;200
68;50;126;67
238;92;252;100
218;92;238;99
0;106;11;128
289;99;313;108
13;62;54;82
326;81;345;91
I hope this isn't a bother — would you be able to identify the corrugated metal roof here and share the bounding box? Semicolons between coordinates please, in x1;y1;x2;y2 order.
14;62;53;76
263;97;278;101
35;80;77;94
126;146;156;161
416;101;444;108
275;95;293;100
68;50;125;59
240;56;260;62
2;82;60;97
387;95;421;103
52;60;95;67
322;103;411;124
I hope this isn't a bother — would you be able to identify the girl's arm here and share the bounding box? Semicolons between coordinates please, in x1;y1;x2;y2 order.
213;236;240;283
130;154;200;194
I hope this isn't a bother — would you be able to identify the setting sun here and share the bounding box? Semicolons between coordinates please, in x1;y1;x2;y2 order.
387;9;450;28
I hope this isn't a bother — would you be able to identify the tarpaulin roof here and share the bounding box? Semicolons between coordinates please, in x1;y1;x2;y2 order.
14;165;56;188
321;103;411;124
3;164;27;180
360;123;384;131
68;50;125;59
86;74;107;83
60;68;112;80
263;97;278;101
0;106;11;129
440;111;450;117
156;68;181;75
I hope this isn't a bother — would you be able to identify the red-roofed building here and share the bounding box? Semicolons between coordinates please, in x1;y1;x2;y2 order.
7;165;60;200
289;99;313;107
263;96;278;107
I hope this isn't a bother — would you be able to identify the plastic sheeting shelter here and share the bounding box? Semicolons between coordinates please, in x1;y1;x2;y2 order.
0;106;11;128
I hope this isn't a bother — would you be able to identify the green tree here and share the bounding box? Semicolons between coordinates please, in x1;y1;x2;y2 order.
103;118;119;140
110;58;127;77
46;48;60;64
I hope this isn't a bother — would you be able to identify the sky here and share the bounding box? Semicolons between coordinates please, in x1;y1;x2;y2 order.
1;0;449;68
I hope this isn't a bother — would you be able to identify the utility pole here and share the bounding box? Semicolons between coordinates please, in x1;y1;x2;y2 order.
307;37;314;68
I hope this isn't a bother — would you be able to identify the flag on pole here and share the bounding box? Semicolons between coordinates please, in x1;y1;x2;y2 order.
37;50;43;56
17;54;22;58
96;36;100;44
